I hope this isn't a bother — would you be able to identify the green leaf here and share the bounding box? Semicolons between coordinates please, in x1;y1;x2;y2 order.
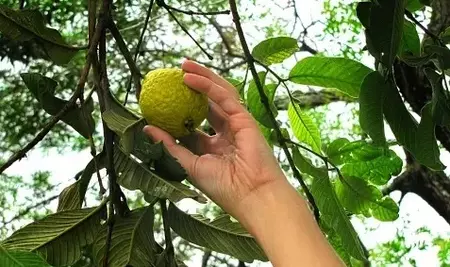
289;57;373;98
399;20;420;56
0;245;50;267
102;99;188;182
0;6;82;65
372;197;400;221
326;138;351;165
251;37;299;65
414;103;445;170
225;78;246;99
400;53;435;67
114;147;206;203
406;0;424;12
57;153;106;211
359;72;387;146
335;176;399;221
167;203;267;262
292;148;327;178
21;73;95;139
424;68;450;126
341;149;403;185
363;0;406;66
426;45;450;70
440;26;450;44
356;2;371;28
288;102;322;154
93;207;161;267
319;222;352;266
310;172;366;260
247;78;278;128
1;204;106;266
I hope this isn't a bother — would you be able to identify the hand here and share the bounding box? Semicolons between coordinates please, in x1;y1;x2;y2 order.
143;60;286;218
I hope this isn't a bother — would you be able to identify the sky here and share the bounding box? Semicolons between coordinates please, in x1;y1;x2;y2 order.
2;0;450;266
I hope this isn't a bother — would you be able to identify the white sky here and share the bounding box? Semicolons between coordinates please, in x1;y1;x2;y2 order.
2;0;450;266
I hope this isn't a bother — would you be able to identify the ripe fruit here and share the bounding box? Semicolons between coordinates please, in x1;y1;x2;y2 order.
138;68;208;138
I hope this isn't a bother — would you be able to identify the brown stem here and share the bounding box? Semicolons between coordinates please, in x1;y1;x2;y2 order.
228;0;320;221
124;0;154;105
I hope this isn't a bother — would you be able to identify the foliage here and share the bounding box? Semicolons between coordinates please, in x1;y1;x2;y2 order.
0;0;448;266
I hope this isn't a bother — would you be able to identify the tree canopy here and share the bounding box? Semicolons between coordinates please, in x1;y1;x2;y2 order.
0;0;450;266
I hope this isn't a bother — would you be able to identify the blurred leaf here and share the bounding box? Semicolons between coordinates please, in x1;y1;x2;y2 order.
167;203;267;262
335;176;399;221
57;152;106;211
426;45;450;70
93;207;161;267
247;76;278;128
114;147;206;203
21;73;95;138
401;53;435;67
292;148;327;178
289;57;373;98
1;204;106;266
225;78;246;99
326;138;351;165
382;78;443;169
424;68;450;126
320;222;352;266
251;36;299;65
0;245;50;267
399;20;420;56
310;171;366;260
359;72;386;146
356;2;371;28
440;26;450;44
0;6;81;65
288;102;322;154
406;0;424;12
341;149;403;185
415;103;445;170
361;0;406;66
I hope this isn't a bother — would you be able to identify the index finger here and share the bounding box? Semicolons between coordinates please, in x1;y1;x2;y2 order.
182;60;240;100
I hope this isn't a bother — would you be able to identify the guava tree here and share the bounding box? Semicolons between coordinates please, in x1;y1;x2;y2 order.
0;0;449;266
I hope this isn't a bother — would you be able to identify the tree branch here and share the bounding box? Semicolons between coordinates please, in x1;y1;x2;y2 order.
2;194;59;226
108;19;143;100
157;0;213;60
156;0;230;16
228;0;320;221
124;0;154;105
0;19;105;175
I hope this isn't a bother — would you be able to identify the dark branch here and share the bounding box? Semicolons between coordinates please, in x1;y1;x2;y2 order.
159;3;213;60
124;0;154;105
157;0;229;16
108;20;143;99
0;19;105;175
2;194;58;226
228;0;320;221
405;10;441;43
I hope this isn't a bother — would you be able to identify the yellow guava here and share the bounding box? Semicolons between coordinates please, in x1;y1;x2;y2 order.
138;68;209;138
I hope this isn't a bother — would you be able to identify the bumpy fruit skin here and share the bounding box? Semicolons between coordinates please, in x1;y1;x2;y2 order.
139;68;208;138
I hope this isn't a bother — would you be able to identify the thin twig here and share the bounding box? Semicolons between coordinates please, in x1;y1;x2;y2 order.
228;0;320;222
124;0;154;105
108;19;143;99
405;10;442;44
2;194;59;226
0;19;105;175
157;0;230;16
160;200;173;247
161;4;213;60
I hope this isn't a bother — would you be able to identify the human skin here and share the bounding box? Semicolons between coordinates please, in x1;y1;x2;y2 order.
143;60;344;266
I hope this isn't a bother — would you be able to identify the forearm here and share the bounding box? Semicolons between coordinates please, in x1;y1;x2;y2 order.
235;179;344;267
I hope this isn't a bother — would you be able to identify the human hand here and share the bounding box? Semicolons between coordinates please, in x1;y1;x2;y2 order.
143;60;286;219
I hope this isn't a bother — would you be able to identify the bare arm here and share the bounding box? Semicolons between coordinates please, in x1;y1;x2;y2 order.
144;60;344;266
